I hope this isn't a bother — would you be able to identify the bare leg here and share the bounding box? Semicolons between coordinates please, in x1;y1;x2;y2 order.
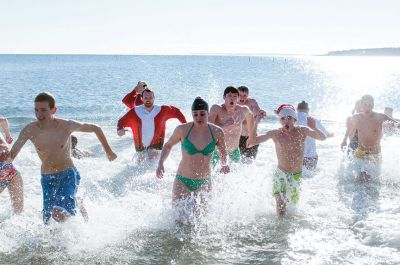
8;174;24;214
78;197;89;222
275;194;286;216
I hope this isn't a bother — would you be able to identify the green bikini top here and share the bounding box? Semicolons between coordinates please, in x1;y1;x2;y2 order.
182;124;216;156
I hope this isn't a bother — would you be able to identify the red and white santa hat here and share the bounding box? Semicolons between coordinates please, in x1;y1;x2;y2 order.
276;104;297;120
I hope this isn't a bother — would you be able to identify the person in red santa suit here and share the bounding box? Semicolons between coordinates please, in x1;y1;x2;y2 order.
117;87;187;160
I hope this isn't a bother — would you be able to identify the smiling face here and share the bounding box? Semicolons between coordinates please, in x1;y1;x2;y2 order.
34;101;56;121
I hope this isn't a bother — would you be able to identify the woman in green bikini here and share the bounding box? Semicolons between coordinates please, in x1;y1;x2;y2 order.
156;97;230;216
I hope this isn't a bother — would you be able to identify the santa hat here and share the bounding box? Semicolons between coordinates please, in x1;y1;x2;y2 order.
276;104;297;120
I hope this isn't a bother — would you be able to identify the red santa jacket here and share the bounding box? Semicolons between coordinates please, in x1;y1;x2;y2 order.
117;105;186;151
122;90;143;109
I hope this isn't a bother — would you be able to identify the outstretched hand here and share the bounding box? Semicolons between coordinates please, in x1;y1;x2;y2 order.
307;116;316;129
340;140;347;152
117;129;128;136
107;151;118;161
134;81;147;94
255;109;267;124
156;163;165;178
220;165;230;174
5;134;13;144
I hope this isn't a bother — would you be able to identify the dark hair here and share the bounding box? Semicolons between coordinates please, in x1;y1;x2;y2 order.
223;86;239;96
192;97;209;111
34;92;56;109
297;100;309;110
141;88;154;97
237;86;249;93
361;94;374;105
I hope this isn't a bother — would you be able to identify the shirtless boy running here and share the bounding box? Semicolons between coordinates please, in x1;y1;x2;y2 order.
209;86;264;166
247;104;326;215
9;92;117;224
347;95;400;182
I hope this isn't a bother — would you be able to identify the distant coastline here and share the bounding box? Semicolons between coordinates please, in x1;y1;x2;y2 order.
324;47;400;56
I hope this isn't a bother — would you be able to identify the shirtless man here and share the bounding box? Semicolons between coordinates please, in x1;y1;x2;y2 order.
347;95;400;182
209;86;261;166
247;104;326;216
9;92;117;224
237;86;267;160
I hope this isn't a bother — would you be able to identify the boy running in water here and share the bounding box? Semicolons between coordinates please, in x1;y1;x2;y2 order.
9;92;117;224
247;104;326;215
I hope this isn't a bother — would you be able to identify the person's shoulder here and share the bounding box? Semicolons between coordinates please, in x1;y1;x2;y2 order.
248;98;258;105
210;104;222;111
23;121;39;131
237;104;250;112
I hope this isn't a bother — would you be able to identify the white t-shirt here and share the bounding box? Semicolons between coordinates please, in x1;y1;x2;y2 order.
296;111;328;158
135;105;161;147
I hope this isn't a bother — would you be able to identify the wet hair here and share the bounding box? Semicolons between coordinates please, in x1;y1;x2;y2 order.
141;88;154;97
192;97;209;111
297;100;309;110
223;86;239;96
71;135;78;148
361;94;374;105
237;86;249;93
34;92;56;109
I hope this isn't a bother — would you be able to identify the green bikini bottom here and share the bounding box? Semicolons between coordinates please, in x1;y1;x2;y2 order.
211;147;241;167
176;175;210;191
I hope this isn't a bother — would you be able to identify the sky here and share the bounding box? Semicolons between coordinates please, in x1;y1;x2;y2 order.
1;0;399;55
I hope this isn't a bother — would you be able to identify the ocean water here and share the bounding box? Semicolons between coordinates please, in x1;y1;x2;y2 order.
0;55;400;265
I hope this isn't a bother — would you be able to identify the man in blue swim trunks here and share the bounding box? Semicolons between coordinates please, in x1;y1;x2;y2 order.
9;92;117;224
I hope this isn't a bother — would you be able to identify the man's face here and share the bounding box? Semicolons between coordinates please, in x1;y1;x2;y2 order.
224;92;239;107
361;99;373;113
34;101;55;121
239;91;248;104
142;91;155;108
192;110;208;124
280;116;295;130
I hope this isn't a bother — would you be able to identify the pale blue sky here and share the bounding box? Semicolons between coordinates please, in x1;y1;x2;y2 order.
1;0;399;55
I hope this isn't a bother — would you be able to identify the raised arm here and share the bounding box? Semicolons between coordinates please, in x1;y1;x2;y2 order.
69;120;117;161
0;116;13;144
306;117;327;141
248;130;274;147
383;113;400;128
9;125;32;161
122;81;146;108
156;126;182;178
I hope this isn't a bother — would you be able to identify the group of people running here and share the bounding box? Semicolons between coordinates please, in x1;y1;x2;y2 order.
1;82;399;225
